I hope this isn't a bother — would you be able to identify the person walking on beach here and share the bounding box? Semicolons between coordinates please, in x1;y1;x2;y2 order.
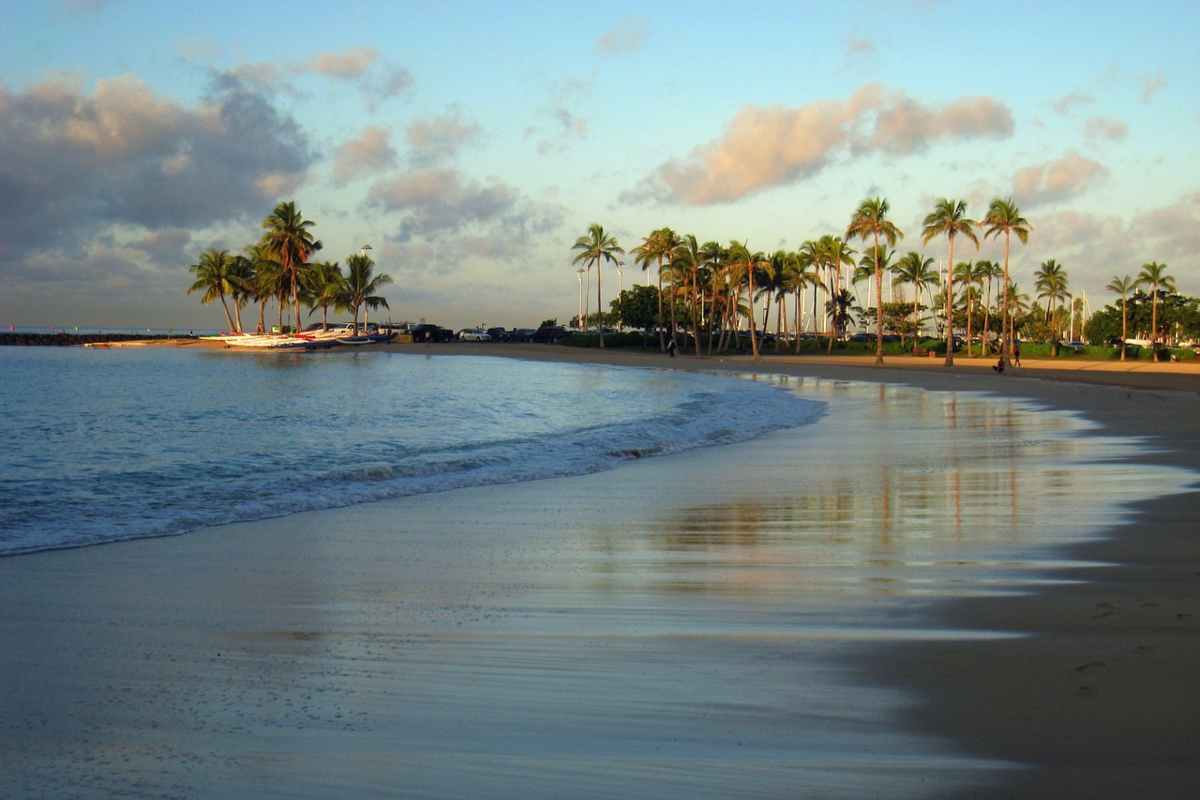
1013;338;1022;367
667;337;677;358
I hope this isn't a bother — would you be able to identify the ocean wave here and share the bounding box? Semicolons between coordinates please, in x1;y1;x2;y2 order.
0;353;824;557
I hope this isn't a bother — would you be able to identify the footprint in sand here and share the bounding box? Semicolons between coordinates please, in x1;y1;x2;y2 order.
1076;685;1096;697
1074;661;1106;673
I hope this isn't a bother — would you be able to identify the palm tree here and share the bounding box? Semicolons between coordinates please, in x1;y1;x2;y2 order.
1136;261;1176;359
922;199;979;367
726;241;768;359
982;198;1031;369
1005;281;1031;348
187;249;241;333
246;243;281;334
846;198;904;366
673;234;707;356
261;201;322;334
227;254;256;334
342;252;393;333
700;240;726;354
973;260;1000;354
1105;275;1136;361
307;261;347;330
1034;259;1071;341
785;250;821;353
819;236;857;354
953;261;977;357
572;224;624;349
891;252;939;353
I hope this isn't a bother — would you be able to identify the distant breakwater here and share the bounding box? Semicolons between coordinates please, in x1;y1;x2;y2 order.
0;333;198;347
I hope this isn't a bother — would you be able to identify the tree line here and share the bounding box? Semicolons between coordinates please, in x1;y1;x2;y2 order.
186;201;392;334
572;196;1189;364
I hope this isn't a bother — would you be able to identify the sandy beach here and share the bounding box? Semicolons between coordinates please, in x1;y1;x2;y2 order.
2;343;1198;798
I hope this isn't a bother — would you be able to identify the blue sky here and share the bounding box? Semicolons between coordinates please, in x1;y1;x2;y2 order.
1;0;1196;328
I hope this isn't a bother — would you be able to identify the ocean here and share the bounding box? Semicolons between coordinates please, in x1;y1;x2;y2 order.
0;347;822;556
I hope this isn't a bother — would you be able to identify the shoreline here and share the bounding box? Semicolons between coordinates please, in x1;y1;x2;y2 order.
392;343;1200;796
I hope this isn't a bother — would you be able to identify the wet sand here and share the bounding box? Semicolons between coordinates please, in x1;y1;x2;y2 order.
2;344;1199;797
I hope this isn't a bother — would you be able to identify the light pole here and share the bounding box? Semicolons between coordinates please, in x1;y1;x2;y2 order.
359;244;372;333
576;268;585;329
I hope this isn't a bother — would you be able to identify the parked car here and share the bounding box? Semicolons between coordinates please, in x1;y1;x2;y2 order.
507;328;536;342
459;329;491;342
486;327;506;341
531;326;568;343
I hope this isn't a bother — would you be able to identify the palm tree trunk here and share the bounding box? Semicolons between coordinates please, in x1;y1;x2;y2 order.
777;295;785;352
1120;298;1127;361
218;291;236;334
982;280;992;356
748;265;759;360
597;258;604;349
693;268;702;357
874;233;884;366
794;288;802;354
291;266;302;334
656;258;665;352
944;238;956;367
826;267;837;355
1151;288;1159;361
1000;235;1011;368
257;299;267;335
965;293;973;358
233;300;243;334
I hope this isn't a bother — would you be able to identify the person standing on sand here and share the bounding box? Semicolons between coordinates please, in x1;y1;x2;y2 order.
667;337;677;358
1013;338;1022;367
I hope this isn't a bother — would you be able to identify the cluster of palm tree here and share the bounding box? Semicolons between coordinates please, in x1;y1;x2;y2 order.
1105;262;1178;360
572;196;1035;367
188;202;393;334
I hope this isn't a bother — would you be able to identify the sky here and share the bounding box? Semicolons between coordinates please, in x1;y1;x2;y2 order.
1;0;1197;329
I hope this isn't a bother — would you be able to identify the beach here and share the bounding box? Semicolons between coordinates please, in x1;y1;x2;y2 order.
2;344;1199;798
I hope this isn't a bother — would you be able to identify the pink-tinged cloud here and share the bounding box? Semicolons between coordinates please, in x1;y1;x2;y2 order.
406;108;482;165
1051;91;1094;114
1083;116;1128;142
308;48;379;79
333;126;398;186
624;84;1014;206
1012;151;1107;207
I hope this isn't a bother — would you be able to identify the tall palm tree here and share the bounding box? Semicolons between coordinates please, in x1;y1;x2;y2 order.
245;243;281;334
342;253;393;333
1105;275;1136;361
891;252;939;353
982;198;1031;369
819;235;856;354
307;261;347;330
673;234;707;356
922;199;979;367
187;249;241;333
785;250;822;354
572;224;624;349
726;241;768;359
227;254;256;334
700;240;726;355
1136;261;1176;359
846;197;904;366
1034;259;1071;340
973;260;1000;354
261;201;322;334
953;261;978;356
